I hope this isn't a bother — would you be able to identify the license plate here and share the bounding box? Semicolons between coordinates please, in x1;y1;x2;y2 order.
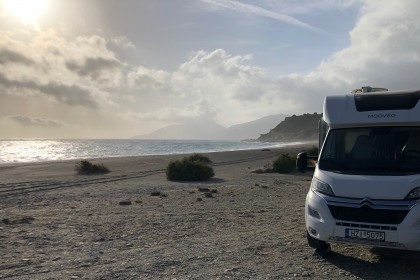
345;229;385;241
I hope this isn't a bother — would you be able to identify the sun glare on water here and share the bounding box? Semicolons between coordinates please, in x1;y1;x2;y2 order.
3;0;48;24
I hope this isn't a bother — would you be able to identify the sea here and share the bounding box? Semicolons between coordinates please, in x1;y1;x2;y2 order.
0;139;299;164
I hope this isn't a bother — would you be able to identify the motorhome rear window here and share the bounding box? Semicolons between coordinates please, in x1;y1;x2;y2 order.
355;91;420;112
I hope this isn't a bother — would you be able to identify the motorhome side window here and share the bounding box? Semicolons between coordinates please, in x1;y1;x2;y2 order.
318;126;420;175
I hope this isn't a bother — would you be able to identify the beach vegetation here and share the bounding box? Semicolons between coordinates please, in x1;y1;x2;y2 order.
166;154;214;181
75;160;110;175
188;153;212;164
273;153;295;173
307;146;319;156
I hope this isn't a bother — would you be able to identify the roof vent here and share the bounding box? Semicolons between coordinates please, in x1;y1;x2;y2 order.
352;86;388;93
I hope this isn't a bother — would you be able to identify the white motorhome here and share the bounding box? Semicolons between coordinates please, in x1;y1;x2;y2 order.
301;87;420;253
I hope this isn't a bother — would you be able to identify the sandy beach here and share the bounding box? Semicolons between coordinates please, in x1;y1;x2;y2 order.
1;146;420;279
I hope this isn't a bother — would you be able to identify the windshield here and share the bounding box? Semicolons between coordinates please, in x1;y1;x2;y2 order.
319;126;420;175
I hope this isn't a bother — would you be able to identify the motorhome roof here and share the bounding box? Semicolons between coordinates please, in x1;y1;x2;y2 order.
323;89;420;129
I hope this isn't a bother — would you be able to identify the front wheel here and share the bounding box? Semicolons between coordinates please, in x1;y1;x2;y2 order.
307;232;331;257
307;232;327;249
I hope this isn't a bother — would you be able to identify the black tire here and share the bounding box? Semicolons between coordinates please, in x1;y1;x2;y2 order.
307;232;327;249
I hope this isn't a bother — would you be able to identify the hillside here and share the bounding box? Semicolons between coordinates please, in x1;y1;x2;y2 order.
133;114;288;140
258;113;322;142
222;114;287;140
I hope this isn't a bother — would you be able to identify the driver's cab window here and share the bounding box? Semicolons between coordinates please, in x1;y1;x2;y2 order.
345;130;370;155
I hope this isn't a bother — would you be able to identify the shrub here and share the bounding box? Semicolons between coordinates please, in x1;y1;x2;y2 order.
75;160;110;175
273;153;295;174
166;154;214;181
307;146;319;156
187;153;212;164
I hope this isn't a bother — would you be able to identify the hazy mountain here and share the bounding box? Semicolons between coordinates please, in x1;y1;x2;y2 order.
132;114;288;140
133;119;226;140
223;114;288;140
258;113;322;142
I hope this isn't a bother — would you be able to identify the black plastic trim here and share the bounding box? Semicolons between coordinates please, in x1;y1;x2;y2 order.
355;91;420;112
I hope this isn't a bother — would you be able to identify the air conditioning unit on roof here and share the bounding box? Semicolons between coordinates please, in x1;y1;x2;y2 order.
351;86;389;93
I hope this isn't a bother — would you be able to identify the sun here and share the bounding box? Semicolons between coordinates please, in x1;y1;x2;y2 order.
3;0;49;24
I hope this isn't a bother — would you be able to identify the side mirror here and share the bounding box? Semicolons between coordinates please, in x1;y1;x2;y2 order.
296;152;308;172
296;152;317;172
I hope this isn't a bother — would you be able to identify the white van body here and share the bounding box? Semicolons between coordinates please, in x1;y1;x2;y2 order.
305;89;420;251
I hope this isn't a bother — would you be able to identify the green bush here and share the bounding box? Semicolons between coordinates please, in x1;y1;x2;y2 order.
273;153;295;174
187;153;212;164
166;154;214;181
75;160;110;175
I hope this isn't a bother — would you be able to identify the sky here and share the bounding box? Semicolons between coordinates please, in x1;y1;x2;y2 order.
1;0;420;139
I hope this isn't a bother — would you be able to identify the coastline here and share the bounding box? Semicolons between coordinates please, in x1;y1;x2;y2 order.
0;139;314;165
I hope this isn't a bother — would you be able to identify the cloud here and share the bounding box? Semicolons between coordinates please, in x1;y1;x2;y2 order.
66;57;121;79
259;0;359;15
0;31;126;110
60;35;125;85
173;49;265;101
123;49;269;124
0;48;34;65
112;36;136;49
0;73;99;108
307;0;420;87
201;0;323;31
127;66;169;91
179;49;258;78
123;48;325;125
3;115;66;127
